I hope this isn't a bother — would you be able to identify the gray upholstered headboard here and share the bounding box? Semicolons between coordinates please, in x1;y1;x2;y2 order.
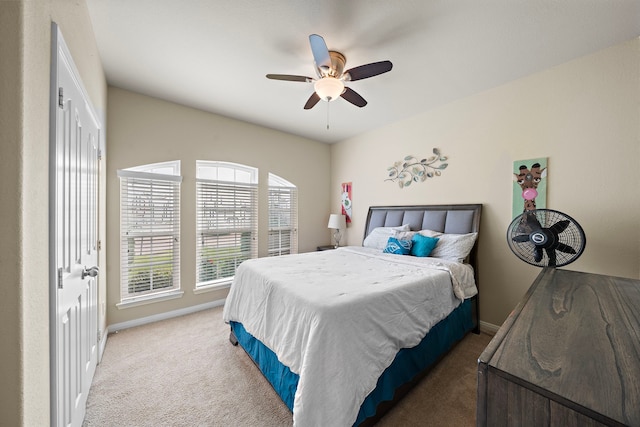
363;204;482;238
363;204;482;269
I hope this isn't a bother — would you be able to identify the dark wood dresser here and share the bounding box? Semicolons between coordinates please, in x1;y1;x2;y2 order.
477;268;640;426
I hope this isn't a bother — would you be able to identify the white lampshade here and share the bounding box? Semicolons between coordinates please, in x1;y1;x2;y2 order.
327;214;346;230
314;77;344;101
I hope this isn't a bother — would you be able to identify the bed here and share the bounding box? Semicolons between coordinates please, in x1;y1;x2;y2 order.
223;204;482;426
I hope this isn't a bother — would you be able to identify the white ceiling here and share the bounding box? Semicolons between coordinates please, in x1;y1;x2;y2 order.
86;0;640;144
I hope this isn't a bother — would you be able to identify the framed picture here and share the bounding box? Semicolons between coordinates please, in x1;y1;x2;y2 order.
512;157;547;218
341;182;352;224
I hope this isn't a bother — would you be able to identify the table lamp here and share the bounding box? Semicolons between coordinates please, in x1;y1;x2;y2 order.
327;214;346;248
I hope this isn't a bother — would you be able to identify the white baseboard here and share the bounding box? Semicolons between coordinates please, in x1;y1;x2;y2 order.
479;320;501;335
98;334;108;363
107;299;226;334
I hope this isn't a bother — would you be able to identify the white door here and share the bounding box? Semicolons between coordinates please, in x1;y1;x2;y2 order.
50;23;101;427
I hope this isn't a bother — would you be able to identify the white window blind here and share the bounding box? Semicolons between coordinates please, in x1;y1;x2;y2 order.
196;161;258;288
268;174;298;256
118;167;182;302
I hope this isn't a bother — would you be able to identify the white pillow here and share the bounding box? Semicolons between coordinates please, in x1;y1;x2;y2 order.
429;232;478;262
417;229;443;238
396;230;417;241
363;225;411;250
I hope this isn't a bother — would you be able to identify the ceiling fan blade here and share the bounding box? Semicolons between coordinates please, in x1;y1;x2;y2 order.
344;60;393;81
303;92;321;110
340;87;367;107
266;74;312;82
309;34;331;72
554;242;577;254
549;219;571;234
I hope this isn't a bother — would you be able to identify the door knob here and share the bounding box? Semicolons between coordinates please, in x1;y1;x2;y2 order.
81;265;99;280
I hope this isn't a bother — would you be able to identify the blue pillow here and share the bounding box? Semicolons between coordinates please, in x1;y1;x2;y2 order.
410;234;440;257
383;237;412;255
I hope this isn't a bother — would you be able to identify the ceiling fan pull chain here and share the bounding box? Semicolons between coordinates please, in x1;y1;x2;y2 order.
326;101;331;130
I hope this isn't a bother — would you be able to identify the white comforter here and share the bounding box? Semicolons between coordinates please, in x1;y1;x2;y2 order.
222;247;477;427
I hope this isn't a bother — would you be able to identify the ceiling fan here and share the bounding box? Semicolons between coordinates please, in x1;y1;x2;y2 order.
267;34;393;110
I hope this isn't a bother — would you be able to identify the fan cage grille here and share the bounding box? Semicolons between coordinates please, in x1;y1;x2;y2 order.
507;209;586;268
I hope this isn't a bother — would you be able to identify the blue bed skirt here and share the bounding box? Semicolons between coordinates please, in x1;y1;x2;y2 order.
230;298;474;426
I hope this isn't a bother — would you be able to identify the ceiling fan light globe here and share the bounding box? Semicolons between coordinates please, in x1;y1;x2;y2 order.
314;77;344;102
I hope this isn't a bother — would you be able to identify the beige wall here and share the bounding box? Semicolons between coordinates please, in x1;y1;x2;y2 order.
1;0;636;422
331;38;640;328
0;0;107;425
0;1;25;424
105;87;331;325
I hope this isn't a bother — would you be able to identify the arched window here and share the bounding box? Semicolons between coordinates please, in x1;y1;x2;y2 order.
117;161;182;304
195;161;258;288
268;173;298;256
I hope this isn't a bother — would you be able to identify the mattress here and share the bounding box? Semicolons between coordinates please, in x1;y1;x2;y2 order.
222;246;477;426
230;297;474;426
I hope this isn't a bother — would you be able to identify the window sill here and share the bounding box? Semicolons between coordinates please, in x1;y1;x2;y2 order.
117;289;184;309
193;281;231;294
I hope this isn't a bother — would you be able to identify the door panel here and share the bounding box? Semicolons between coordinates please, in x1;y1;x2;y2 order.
50;24;101;427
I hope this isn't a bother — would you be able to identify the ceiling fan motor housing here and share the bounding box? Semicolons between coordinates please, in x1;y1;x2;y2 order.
318;51;346;78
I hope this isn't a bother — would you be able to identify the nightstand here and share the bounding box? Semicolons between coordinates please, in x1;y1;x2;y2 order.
316;245;337;251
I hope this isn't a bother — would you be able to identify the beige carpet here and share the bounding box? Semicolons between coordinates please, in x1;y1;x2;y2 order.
84;305;492;426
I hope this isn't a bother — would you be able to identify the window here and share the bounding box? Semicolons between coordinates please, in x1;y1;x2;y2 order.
268;173;298;256
196;161;258;288
117;161;182;304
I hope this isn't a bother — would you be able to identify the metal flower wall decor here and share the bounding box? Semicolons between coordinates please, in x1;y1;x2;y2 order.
385;149;448;189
